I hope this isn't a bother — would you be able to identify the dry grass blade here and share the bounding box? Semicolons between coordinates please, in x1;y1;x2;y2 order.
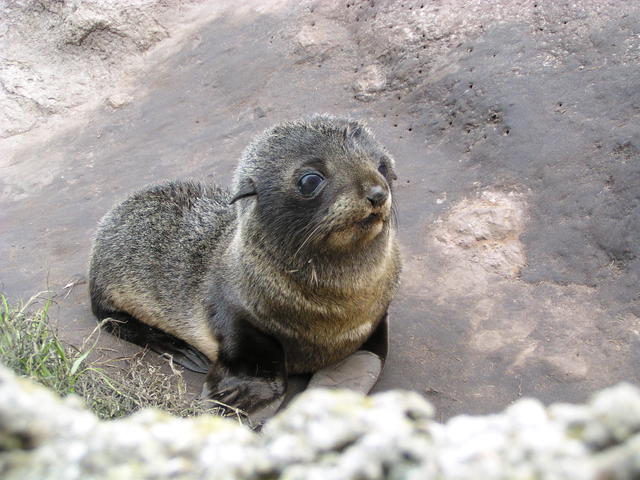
0;293;228;420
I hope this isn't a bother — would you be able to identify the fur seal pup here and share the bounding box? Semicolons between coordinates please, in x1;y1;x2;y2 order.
89;114;401;414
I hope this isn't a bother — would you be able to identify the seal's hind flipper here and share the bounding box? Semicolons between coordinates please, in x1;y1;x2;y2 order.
150;334;211;374
98;311;210;374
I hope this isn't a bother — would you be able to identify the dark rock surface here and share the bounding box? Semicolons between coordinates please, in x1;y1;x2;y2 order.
1;0;639;419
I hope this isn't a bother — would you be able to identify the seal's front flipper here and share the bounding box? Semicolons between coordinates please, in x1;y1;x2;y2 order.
97;311;210;373
202;315;287;426
202;370;286;428
307;350;382;393
307;311;389;394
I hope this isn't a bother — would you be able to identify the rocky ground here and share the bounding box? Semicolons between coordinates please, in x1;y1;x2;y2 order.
1;364;640;479
1;0;639;419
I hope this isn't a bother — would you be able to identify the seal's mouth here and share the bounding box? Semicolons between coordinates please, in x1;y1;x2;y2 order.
357;212;383;228
325;210;388;250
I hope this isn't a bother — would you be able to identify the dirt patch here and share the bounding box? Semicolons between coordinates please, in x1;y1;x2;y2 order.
433;190;527;278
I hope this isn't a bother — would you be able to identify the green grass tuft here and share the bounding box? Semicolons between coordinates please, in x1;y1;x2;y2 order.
0;293;225;420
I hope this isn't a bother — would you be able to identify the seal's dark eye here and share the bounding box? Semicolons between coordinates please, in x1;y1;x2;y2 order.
298;173;324;196
378;163;389;177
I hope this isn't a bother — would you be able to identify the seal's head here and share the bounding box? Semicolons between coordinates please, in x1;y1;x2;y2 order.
231;115;397;258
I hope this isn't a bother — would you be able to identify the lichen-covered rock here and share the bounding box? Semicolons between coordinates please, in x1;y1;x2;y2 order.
262;389;434;479
1;364;639;479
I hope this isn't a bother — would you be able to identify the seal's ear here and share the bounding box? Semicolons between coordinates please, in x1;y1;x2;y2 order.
229;178;257;205
344;121;364;141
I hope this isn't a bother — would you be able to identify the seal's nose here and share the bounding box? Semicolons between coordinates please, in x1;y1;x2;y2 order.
367;185;388;208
